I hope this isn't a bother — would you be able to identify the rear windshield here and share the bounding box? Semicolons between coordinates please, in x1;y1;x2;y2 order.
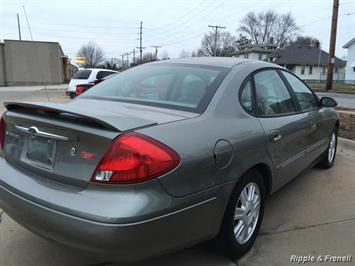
82;64;229;113
73;70;92;79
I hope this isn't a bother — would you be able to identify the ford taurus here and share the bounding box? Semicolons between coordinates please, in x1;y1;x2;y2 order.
0;58;338;261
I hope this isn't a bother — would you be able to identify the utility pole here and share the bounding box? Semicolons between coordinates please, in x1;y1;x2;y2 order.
132;49;136;65
125;52;130;67
208;25;226;56
121;54;125;68
151;45;162;60
325;0;339;91
17;13;22;40
137;21;145;62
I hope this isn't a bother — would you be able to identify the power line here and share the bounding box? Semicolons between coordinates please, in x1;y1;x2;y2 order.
300;11;354;27
145;0;225;41
22;5;33;40
148;0;212;31
150;0;268;45
147;0;220;32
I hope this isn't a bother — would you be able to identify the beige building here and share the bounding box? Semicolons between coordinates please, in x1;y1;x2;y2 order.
0;39;76;86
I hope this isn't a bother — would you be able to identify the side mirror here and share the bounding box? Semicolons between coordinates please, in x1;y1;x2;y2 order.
320;97;337;108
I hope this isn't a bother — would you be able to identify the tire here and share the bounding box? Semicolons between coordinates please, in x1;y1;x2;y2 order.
217;169;265;259
317;128;338;169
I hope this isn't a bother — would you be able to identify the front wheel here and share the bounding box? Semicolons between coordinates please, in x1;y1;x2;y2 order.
217;169;265;259
317;128;338;169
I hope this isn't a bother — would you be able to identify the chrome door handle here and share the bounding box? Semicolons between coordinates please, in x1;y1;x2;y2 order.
270;130;282;142
272;134;283;142
310;121;317;129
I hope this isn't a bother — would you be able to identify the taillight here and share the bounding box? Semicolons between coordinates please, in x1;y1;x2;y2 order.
76;86;85;95
0;117;5;150
91;132;180;184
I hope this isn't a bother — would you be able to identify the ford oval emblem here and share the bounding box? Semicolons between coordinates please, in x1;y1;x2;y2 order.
28;126;38;134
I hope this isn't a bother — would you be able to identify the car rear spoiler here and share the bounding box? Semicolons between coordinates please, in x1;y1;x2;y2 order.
4;101;157;132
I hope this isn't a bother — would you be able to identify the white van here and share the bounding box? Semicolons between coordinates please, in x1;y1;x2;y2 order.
66;68;118;98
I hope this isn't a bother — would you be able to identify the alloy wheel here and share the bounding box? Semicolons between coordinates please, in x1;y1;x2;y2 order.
233;182;261;245
328;132;336;163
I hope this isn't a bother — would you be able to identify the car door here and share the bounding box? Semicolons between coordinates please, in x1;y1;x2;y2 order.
280;70;330;164
253;69;309;189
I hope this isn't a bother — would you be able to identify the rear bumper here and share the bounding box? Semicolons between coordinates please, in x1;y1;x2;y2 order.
65;90;76;98
0;184;217;261
0;157;227;261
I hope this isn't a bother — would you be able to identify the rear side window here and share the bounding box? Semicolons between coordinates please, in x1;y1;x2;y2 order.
281;71;319;111
254;70;296;116
97;71;115;80
73;70;92;79
240;79;253;112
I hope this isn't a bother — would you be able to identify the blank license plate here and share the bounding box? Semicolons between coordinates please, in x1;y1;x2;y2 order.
26;135;56;167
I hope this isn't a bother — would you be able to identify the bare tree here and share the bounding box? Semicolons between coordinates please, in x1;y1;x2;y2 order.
200;31;237;56
273;12;299;47
179;49;191;58
77;41;105;68
191;50;198;57
142;52;155;63
239;11;299;47
290;35;320;47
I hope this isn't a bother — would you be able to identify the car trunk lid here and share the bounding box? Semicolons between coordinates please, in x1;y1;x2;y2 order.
2;100;197;188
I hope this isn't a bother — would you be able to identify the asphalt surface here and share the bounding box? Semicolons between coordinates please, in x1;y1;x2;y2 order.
0;89;67;108
316;92;355;109
0;89;355;266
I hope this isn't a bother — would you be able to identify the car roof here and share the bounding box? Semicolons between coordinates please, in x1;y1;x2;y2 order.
149;57;278;69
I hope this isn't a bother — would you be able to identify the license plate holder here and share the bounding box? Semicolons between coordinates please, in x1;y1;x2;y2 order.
26;135;56;169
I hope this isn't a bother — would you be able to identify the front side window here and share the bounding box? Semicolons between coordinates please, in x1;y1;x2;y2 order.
281;71;319;111
83;64;228;113
254;70;296;116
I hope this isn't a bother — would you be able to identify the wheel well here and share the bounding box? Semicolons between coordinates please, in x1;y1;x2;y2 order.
335;120;339;131
251;163;272;196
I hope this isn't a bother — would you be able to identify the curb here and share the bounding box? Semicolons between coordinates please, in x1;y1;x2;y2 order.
338;137;355;150
0;85;68;92
337;110;355;115
314;90;355;95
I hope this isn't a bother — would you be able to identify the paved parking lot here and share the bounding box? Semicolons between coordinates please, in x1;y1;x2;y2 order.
1;89;355;266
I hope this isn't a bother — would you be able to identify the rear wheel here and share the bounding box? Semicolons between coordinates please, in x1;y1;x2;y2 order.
217;169;265;259
318;128;338;169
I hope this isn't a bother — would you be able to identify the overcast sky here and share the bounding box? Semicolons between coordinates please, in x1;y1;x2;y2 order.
1;0;354;63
